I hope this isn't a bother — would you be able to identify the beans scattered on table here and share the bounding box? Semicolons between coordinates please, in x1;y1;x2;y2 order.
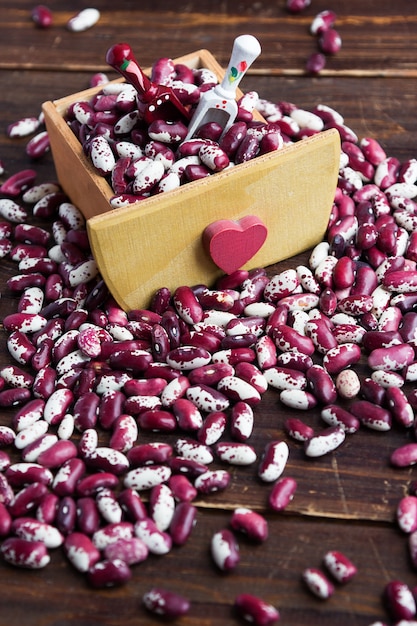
1;55;417;623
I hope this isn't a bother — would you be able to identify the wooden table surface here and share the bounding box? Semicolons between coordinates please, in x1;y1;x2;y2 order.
1;2;417;624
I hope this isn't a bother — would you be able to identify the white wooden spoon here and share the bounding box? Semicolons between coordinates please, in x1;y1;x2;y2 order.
185;34;261;140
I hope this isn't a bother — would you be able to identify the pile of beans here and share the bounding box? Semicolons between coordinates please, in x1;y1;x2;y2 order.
306;9;342;74
285;3;343;74
1;67;417;625
64;25;342;211
65;63;284;209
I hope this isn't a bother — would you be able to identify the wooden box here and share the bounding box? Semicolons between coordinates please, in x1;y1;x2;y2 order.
42;49;340;311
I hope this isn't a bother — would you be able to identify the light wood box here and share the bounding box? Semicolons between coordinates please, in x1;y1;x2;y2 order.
42;49;340;311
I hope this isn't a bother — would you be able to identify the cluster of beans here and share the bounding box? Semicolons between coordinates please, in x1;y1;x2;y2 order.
302;549;357;600
285;2;342;75
6;115;50;161
65;62;284;209
2;81;417;625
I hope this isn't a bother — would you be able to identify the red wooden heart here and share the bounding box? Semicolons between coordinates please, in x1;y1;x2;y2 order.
203;215;268;275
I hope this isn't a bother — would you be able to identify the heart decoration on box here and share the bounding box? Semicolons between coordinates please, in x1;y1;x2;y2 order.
203;215;268;275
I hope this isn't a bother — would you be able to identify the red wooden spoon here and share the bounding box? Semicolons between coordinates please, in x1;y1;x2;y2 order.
106;43;190;124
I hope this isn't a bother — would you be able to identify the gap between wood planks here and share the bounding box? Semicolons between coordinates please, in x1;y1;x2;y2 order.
2;63;417;79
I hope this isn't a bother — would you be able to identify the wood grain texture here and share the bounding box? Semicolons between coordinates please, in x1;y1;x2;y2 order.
0;2;417;624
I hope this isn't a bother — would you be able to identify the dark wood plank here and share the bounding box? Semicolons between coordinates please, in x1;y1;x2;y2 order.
0;513;411;626
2;1;417;74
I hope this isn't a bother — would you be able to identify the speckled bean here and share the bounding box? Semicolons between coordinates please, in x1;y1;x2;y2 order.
397;496;417;534
322;343;361;374
6;462;53;487
215;442;256;466
64;531;100;572
127;442;173;468
169;501;197;546
264;366;306;391
168;474;197;502
323;550;357;583
350;400;392;431
279;388;317;410
384;579;416;622
87;558;132;588
134;518;172;555
1;537;50;569
142;587;190;619
194;469;231;494
12;517;63;548
268;476;297;511
320;404;360;434
234;593;280;626
258;440;289;483
368;343;414;371
230;508;268;543
304;426;346;457
117;488;147;524
185;384;230;412
306;364;337;405
8;482;48;517
211;528;240;571
124;465;171;491
391;443;417;467
85;446;129;475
